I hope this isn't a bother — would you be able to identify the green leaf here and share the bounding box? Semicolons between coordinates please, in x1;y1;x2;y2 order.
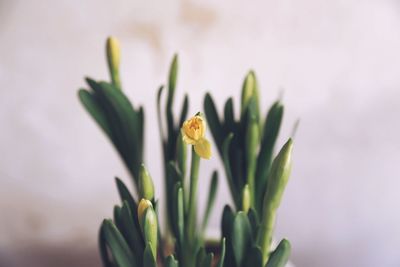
196;247;213;267
98;226;115;267
243;246;263;267
223;98;235;133
204;93;224;154
266;239;291;267
221;205;235;267
216;238;226;267
101;219;136;267
167;54;178;110
119;201;144;261
165;255;179;267
115;177;137;219
143;242;157;267
78;89;111;136
173;182;185;248
156;85;165;141
201;171;218;232
256;101;284;210
247;208;260;239
176;132;187;179
231;212;252;267
221;134;239;208
179;94;189;127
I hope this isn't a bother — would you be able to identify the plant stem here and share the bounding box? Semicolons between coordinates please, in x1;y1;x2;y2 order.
187;147;200;241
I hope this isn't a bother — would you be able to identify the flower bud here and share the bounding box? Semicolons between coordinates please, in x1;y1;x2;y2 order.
137;198;153;227
141;205;158;258
241;71;260;119
241;184;251;213
139;164;155;200
106;36;121;89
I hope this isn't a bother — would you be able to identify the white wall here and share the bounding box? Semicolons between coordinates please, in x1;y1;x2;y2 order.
1;0;399;266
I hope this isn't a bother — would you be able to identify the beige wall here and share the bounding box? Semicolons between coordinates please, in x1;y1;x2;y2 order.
1;0;400;266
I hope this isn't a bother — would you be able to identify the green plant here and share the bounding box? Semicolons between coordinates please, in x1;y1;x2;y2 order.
78;37;220;266
98;166;226;267
220;139;293;267
204;71;284;215
78;37;296;267
78;37;144;191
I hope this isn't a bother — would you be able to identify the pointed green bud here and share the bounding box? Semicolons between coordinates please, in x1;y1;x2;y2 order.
106;36;121;89
141;205;158;259
139;164;155;200
245;111;260;206
263;138;293;210
257;138;293;264
241;184;251;213
241;71;260;117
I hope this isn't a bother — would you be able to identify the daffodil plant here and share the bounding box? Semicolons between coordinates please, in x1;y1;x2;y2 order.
78;37;220;266
204;72;295;266
79;37;295;267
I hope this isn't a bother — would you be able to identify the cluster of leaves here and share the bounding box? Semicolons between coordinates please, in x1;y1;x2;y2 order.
204;71;284;216
78;40;144;191
78;37;295;267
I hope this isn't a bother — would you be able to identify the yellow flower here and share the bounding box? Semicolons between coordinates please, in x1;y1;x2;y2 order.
181;114;212;159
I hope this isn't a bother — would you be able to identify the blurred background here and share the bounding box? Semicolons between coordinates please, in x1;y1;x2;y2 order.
1;0;399;266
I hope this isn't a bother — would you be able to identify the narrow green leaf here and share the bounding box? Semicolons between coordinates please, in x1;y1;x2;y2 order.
204;93;225;154
156;85;165;141
247;208;260;239
78;89;111;136
179;94;189;127
216;238;226;267
223;97;235;133
243;246;263;267
221;134;239;208
119;201;144;261
115;177;137;219
231;212;252;267
167;54;178;110
201;171;218;232
143;242;157;267
101;219;136;267
266;239;291;267
98;226;115;267
256;101;284;211
165;255;179;267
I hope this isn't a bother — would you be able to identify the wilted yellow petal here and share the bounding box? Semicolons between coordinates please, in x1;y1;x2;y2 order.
194;138;212;159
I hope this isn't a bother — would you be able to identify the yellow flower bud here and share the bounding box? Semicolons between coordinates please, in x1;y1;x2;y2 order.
181;114;212;159
137;198;153;226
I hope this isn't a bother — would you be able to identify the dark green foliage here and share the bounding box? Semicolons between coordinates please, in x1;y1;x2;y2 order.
203;72;284;215
79;79;144;192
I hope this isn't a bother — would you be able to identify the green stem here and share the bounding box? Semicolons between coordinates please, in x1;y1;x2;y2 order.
257;204;276;263
187;147;200;241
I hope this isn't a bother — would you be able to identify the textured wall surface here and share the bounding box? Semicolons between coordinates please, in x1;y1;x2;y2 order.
1;0;400;266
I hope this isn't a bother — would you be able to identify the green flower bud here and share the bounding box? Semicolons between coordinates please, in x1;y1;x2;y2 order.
257;138;293;264
141;204;158;259
241;71;260;117
106;36;121;89
241;184;251;213
137;198;153;228
139;164;155;200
